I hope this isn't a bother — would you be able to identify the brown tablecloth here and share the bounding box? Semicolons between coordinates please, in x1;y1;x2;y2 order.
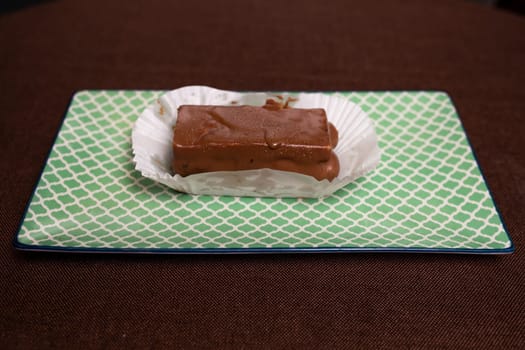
1;0;524;348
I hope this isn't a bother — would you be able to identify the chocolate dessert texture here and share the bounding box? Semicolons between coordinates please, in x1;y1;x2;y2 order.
172;101;340;181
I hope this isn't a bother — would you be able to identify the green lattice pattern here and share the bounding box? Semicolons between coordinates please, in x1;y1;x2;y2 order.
17;90;511;251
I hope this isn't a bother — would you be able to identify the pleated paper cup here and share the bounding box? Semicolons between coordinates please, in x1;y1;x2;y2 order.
132;86;380;197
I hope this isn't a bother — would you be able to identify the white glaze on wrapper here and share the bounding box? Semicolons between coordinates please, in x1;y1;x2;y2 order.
132;86;380;197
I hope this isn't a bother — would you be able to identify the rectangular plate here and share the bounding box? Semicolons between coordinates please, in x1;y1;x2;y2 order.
15;90;513;254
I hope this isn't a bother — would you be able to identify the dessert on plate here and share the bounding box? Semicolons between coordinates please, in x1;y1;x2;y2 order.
172;101;340;181
132;86;380;197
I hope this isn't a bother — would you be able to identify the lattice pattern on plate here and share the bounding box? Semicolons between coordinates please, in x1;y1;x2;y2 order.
16;90;512;253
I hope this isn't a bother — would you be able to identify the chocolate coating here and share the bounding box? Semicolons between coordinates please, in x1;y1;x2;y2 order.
172;105;340;181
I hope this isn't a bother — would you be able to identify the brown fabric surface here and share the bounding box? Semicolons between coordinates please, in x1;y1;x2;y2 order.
1;0;524;348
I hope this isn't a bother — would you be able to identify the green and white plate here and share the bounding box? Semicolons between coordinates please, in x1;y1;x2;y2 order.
15;90;513;254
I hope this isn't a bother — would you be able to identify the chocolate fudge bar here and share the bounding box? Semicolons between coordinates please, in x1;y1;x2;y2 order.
172;104;340;181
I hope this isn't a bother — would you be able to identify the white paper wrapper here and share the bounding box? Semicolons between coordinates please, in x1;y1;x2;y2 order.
132;86;380;197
